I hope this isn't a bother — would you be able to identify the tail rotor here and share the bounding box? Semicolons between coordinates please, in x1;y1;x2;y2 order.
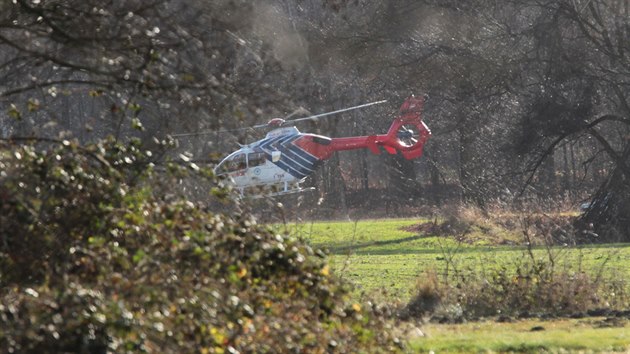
397;124;420;147
380;95;431;159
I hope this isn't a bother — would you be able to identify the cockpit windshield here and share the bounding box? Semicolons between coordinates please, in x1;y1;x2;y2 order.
215;153;246;175
215;152;268;175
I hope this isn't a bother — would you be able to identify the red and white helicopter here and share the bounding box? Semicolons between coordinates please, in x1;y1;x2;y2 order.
212;95;430;197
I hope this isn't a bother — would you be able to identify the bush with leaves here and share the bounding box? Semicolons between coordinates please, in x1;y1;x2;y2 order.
0;138;402;353
405;260;628;323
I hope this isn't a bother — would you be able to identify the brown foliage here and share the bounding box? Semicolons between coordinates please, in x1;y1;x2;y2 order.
0;139;402;353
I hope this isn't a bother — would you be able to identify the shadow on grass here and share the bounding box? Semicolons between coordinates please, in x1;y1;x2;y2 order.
328;234;427;254
318;236;630;256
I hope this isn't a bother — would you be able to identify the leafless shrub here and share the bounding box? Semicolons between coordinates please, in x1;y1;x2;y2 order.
400;271;444;321
404;205;629;322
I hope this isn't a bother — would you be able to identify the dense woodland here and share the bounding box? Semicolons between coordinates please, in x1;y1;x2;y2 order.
3;0;630;239
2;1;630;352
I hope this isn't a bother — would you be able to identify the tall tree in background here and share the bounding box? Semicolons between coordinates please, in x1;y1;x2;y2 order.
0;1;309;142
3;0;628;227
529;0;630;241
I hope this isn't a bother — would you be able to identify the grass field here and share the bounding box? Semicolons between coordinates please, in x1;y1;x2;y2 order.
414;318;630;353
280;218;630;301
278;217;630;352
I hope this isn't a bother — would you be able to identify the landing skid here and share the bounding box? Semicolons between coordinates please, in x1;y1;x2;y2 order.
238;182;315;199
252;186;315;199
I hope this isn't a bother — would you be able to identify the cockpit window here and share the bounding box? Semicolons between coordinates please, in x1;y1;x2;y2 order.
216;153;246;174
248;152;266;167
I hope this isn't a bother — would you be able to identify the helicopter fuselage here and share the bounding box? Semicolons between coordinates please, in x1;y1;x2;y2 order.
214;96;431;196
214;127;324;193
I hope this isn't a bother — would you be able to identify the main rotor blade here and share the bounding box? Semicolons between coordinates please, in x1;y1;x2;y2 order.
284;99;387;125
171;99;387;137
170;126;255;137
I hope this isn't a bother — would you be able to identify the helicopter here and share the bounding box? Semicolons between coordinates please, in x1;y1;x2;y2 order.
211;95;430;197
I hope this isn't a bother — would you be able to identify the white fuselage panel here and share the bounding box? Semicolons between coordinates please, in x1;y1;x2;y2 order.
227;159;299;188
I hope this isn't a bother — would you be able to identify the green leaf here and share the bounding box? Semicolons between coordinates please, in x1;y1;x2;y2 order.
132;249;146;263
131;118;144;131
8;103;21;120
88;90;103;97
27;98;40;112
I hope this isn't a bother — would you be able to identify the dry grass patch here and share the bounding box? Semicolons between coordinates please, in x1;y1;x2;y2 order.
402;205;578;246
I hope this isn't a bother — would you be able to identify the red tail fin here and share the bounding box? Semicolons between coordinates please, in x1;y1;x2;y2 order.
379;95;431;159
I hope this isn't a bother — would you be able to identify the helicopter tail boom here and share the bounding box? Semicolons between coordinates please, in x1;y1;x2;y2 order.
297;95;430;160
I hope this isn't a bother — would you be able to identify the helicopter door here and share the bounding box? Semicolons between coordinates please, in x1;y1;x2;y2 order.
246;152;271;185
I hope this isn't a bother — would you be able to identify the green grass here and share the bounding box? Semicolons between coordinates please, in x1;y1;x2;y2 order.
280;218;630;301
280;218;630;352
278;218;427;252
413;318;630;353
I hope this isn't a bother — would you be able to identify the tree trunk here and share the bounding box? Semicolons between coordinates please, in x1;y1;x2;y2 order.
579;144;630;242
459;124;485;208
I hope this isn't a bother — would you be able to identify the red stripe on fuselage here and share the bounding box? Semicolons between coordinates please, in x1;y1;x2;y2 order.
294;134;379;161
293;135;334;160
